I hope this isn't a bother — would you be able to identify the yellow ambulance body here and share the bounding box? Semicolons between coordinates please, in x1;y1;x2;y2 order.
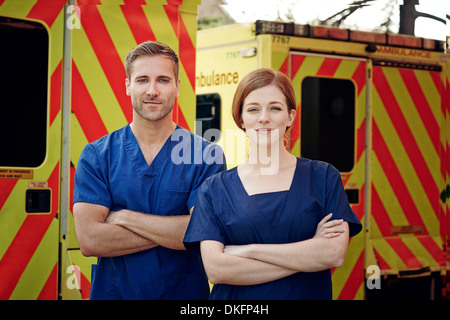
0;0;200;300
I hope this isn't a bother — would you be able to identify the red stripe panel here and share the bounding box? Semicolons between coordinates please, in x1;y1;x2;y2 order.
179;11;196;90
356;118;365;163
337;251;364;300
164;3;179;40
77;0;101;6
70;163;76;215
50;61;62;126
429;71;446;116
0;179;18;211
398;69;441;156
447;78;450;112
371;184;394;237
174;101;190;130
386;238;422;269
373;248;392;270
77;4;132;122
121;5;156;45
289;108;300;151
351;61;366;96
316;58;341;77
72;61;108;143
418;236;446;267
372;121;428;233
37;263;57;300
124;0;146;4
285;55;306;149
27;0;66;28
290;54;306;79
80;269;91;299
351;183;365;221
279;56;289;75
0;165;59;299
373;67;439;220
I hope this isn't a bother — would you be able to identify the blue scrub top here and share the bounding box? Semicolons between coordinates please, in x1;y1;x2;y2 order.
73;124;226;300
184;158;362;300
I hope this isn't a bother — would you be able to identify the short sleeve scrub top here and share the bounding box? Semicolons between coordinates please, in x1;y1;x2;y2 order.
184;158;362;300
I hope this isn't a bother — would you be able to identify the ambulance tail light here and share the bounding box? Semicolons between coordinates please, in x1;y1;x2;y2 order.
350;30;386;44
255;20;293;35
388;34;422;48
293;24;310;37
423;38;444;51
311;26;349;40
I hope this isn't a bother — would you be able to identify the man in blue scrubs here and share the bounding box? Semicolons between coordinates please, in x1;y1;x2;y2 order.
73;41;226;299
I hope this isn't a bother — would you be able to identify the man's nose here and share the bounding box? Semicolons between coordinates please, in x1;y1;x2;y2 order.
146;82;159;98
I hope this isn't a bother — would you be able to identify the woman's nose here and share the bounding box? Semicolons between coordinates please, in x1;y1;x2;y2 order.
258;109;270;123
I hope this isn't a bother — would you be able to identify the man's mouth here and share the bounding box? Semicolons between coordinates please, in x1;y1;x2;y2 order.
143;99;162;105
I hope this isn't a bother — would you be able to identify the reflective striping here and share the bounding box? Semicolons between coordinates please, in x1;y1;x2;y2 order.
373;67;442;224
37;264;58;300
0;165;59;299
316;57;342;76
27;0;66;27
372;120;430;232
72;61;109;143
282;52;367;299
121;5;157;44
49;62;62;126
370;62;445;279
77;5;132;123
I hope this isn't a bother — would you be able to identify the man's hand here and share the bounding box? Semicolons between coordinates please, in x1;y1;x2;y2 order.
105;210;123;225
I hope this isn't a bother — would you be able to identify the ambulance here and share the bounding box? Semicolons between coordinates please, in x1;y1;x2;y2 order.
195;20;449;300
0;0;201;299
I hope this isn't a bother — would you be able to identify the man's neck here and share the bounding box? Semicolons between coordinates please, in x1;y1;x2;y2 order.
130;116;176;146
130;116;177;165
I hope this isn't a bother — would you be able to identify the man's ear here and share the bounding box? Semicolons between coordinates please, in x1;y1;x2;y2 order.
125;78;130;96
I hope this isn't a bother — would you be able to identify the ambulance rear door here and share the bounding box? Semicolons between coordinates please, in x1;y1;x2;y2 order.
288;51;368;300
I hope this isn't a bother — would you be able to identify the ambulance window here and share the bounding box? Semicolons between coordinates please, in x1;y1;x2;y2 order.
0;17;48;167
301;77;355;172
196;93;221;142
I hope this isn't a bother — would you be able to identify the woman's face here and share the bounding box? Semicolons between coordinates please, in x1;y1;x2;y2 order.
241;84;295;147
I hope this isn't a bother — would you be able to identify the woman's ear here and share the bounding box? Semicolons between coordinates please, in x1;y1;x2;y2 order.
240;118;246;131
287;109;296;127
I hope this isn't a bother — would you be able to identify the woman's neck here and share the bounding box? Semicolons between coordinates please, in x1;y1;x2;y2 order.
245;140;295;176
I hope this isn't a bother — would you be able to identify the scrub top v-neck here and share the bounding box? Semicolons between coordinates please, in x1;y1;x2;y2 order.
74;124;226;299
184;158;362;300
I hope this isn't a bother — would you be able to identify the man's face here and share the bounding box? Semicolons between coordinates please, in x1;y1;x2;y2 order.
125;55;180;123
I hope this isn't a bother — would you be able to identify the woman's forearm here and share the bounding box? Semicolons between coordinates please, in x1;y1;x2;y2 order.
228;223;350;272
200;240;297;285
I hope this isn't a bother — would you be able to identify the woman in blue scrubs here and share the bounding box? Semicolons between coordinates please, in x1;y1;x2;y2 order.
184;68;362;300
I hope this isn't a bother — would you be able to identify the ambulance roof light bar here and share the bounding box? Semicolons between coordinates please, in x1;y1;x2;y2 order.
254;20;444;52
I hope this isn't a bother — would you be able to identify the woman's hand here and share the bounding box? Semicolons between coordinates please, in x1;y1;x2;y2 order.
313;213;345;239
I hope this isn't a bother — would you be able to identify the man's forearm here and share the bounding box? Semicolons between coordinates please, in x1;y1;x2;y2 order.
73;202;158;258
106;209;190;250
